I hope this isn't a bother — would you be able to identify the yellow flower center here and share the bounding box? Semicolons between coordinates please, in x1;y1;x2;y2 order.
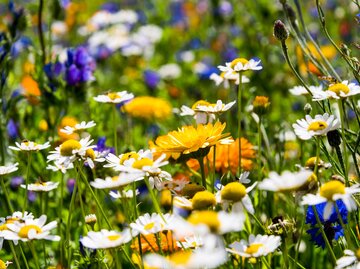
246;243;264;255
107;92;121;100
168;251;192;265
85;148;95;160
328;83;350;95
23;141;37;147
144;222;155;230
230;58;249;68
191;191;216;210
307;121;328;131
253;96;270;108
0;260;6;269
119;152;140;165
18;224;42;238
305;157;320;169
188;211;220;233
319;181;345;200
0;224;7;231
132;158;154;169
111;176;119;181
107;234;121;241
60;139;81;156
192;100;211;110
221;182;247;202
34;182;47;186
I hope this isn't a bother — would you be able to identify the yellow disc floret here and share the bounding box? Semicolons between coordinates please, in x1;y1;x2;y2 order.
230;58;249;68
107;234;121;241
221;182;247;202
85;148;95;160
120;152;139;164
246;243;264;255
60;139;82;156
0;260;6;269
168;251;192;265
307;121;328;131
188;211;220;233
107;92;121;100
192;100;211;110
132;158;154;169
191;191;216;210
319;180;345;200
18;224;42;238
328;83;350;95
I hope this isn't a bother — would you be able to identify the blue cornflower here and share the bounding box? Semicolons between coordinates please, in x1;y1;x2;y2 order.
306;200;347;248
143;70;160;89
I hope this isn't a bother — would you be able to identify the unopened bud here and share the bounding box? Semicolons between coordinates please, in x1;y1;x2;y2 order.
273;20;289;42
304;103;312;114
327;130;341;147
284;4;297;25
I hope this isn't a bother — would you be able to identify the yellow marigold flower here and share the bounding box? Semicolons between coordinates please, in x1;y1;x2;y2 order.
187;137;255;175
151;122;233;160
253;96;270;115
123;96;172;121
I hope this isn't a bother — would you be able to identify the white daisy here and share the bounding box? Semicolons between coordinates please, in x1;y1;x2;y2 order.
301;180;360;220
218;58;263;77
20;181;59;192
209;72;249;88
109;189;139;199
105;150;170;190
289;85;323;96
335;249;360;269
216;178;257;214
60;120;96;135
158;63;181;79
258;170;314;192
47;136;95;168
177;235;204;249
312;80;360;101
9;141;50;151
227;234;281;258
93;91;134;104
80;229;133;249
90;175;137;189
0;163;18;175
2;215;60;242
84;214;97;225
144;235;227;269
292;113;340;140
46;161;74;174
130;213;169;235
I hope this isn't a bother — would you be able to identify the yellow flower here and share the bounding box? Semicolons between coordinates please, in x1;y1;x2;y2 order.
253;96;270;115
151;122;233;160
123;96;172;121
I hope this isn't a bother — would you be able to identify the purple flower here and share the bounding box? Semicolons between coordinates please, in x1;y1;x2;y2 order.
7;119;19;139
10;176;24;190
67;178;76;194
144;70;160;89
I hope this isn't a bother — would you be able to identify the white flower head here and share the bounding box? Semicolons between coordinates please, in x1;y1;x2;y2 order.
289;85;323;96
109;189;139;199
258;170;314;192
312;80;360;101
60;120;96;135
218;58;263;79
9;141;50;152
293;113;340;140
80;229;133;249
158;63;181;79
210;72;249;88
335;249;360;269
20;181;59;192
2;215;60;242
93;91;134;104
130;213;170;236
227;234;281;258
301;180;360;220
0;163;18;175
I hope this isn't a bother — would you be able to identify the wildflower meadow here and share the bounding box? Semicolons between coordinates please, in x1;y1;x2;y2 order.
0;0;360;268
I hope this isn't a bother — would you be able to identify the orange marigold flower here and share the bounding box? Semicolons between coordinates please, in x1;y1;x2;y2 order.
187;138;255;174
151;122;233;161
57;116;79;141
131;231;179;253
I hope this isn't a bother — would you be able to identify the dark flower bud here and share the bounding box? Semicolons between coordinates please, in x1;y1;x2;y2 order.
284;4;297;25
327;130;341;147
273;20;289;42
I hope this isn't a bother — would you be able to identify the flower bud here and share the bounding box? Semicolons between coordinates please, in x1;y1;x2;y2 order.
273;20;289;42
304;103;312;115
327;130;341;147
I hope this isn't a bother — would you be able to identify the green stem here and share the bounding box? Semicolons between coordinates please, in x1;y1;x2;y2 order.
1;176;13;213
37;0;46;65
312;205;337;263
294;218;305;269
238;72;243;176
9;241;21;269
59;174;64;267
211;145;216;193
113;105;118;155
66;182;77;266
257;116;262;181
28;241;41;269
144;178;165;222
19;244;30;269
23;152;32;213
197;157;207;189
338;99;349;186
314;137;321;180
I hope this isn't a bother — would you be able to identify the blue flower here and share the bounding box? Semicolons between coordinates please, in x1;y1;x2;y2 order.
143;70;160;89
7;119;19;140
306;200;347;248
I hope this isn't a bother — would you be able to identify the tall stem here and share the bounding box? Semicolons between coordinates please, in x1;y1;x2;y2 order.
197;157;207;189
237;73;243;176
257;116;262;181
112;105;118;155
23;152;32;213
37;0;46;65
1;176;13;213
338;100;349;186
314;137;321;180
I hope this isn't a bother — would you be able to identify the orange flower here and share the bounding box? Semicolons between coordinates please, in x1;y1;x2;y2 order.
151;122;233;161
131;231;179;253
187;138;255;174
21;75;41;104
57;116;79;141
